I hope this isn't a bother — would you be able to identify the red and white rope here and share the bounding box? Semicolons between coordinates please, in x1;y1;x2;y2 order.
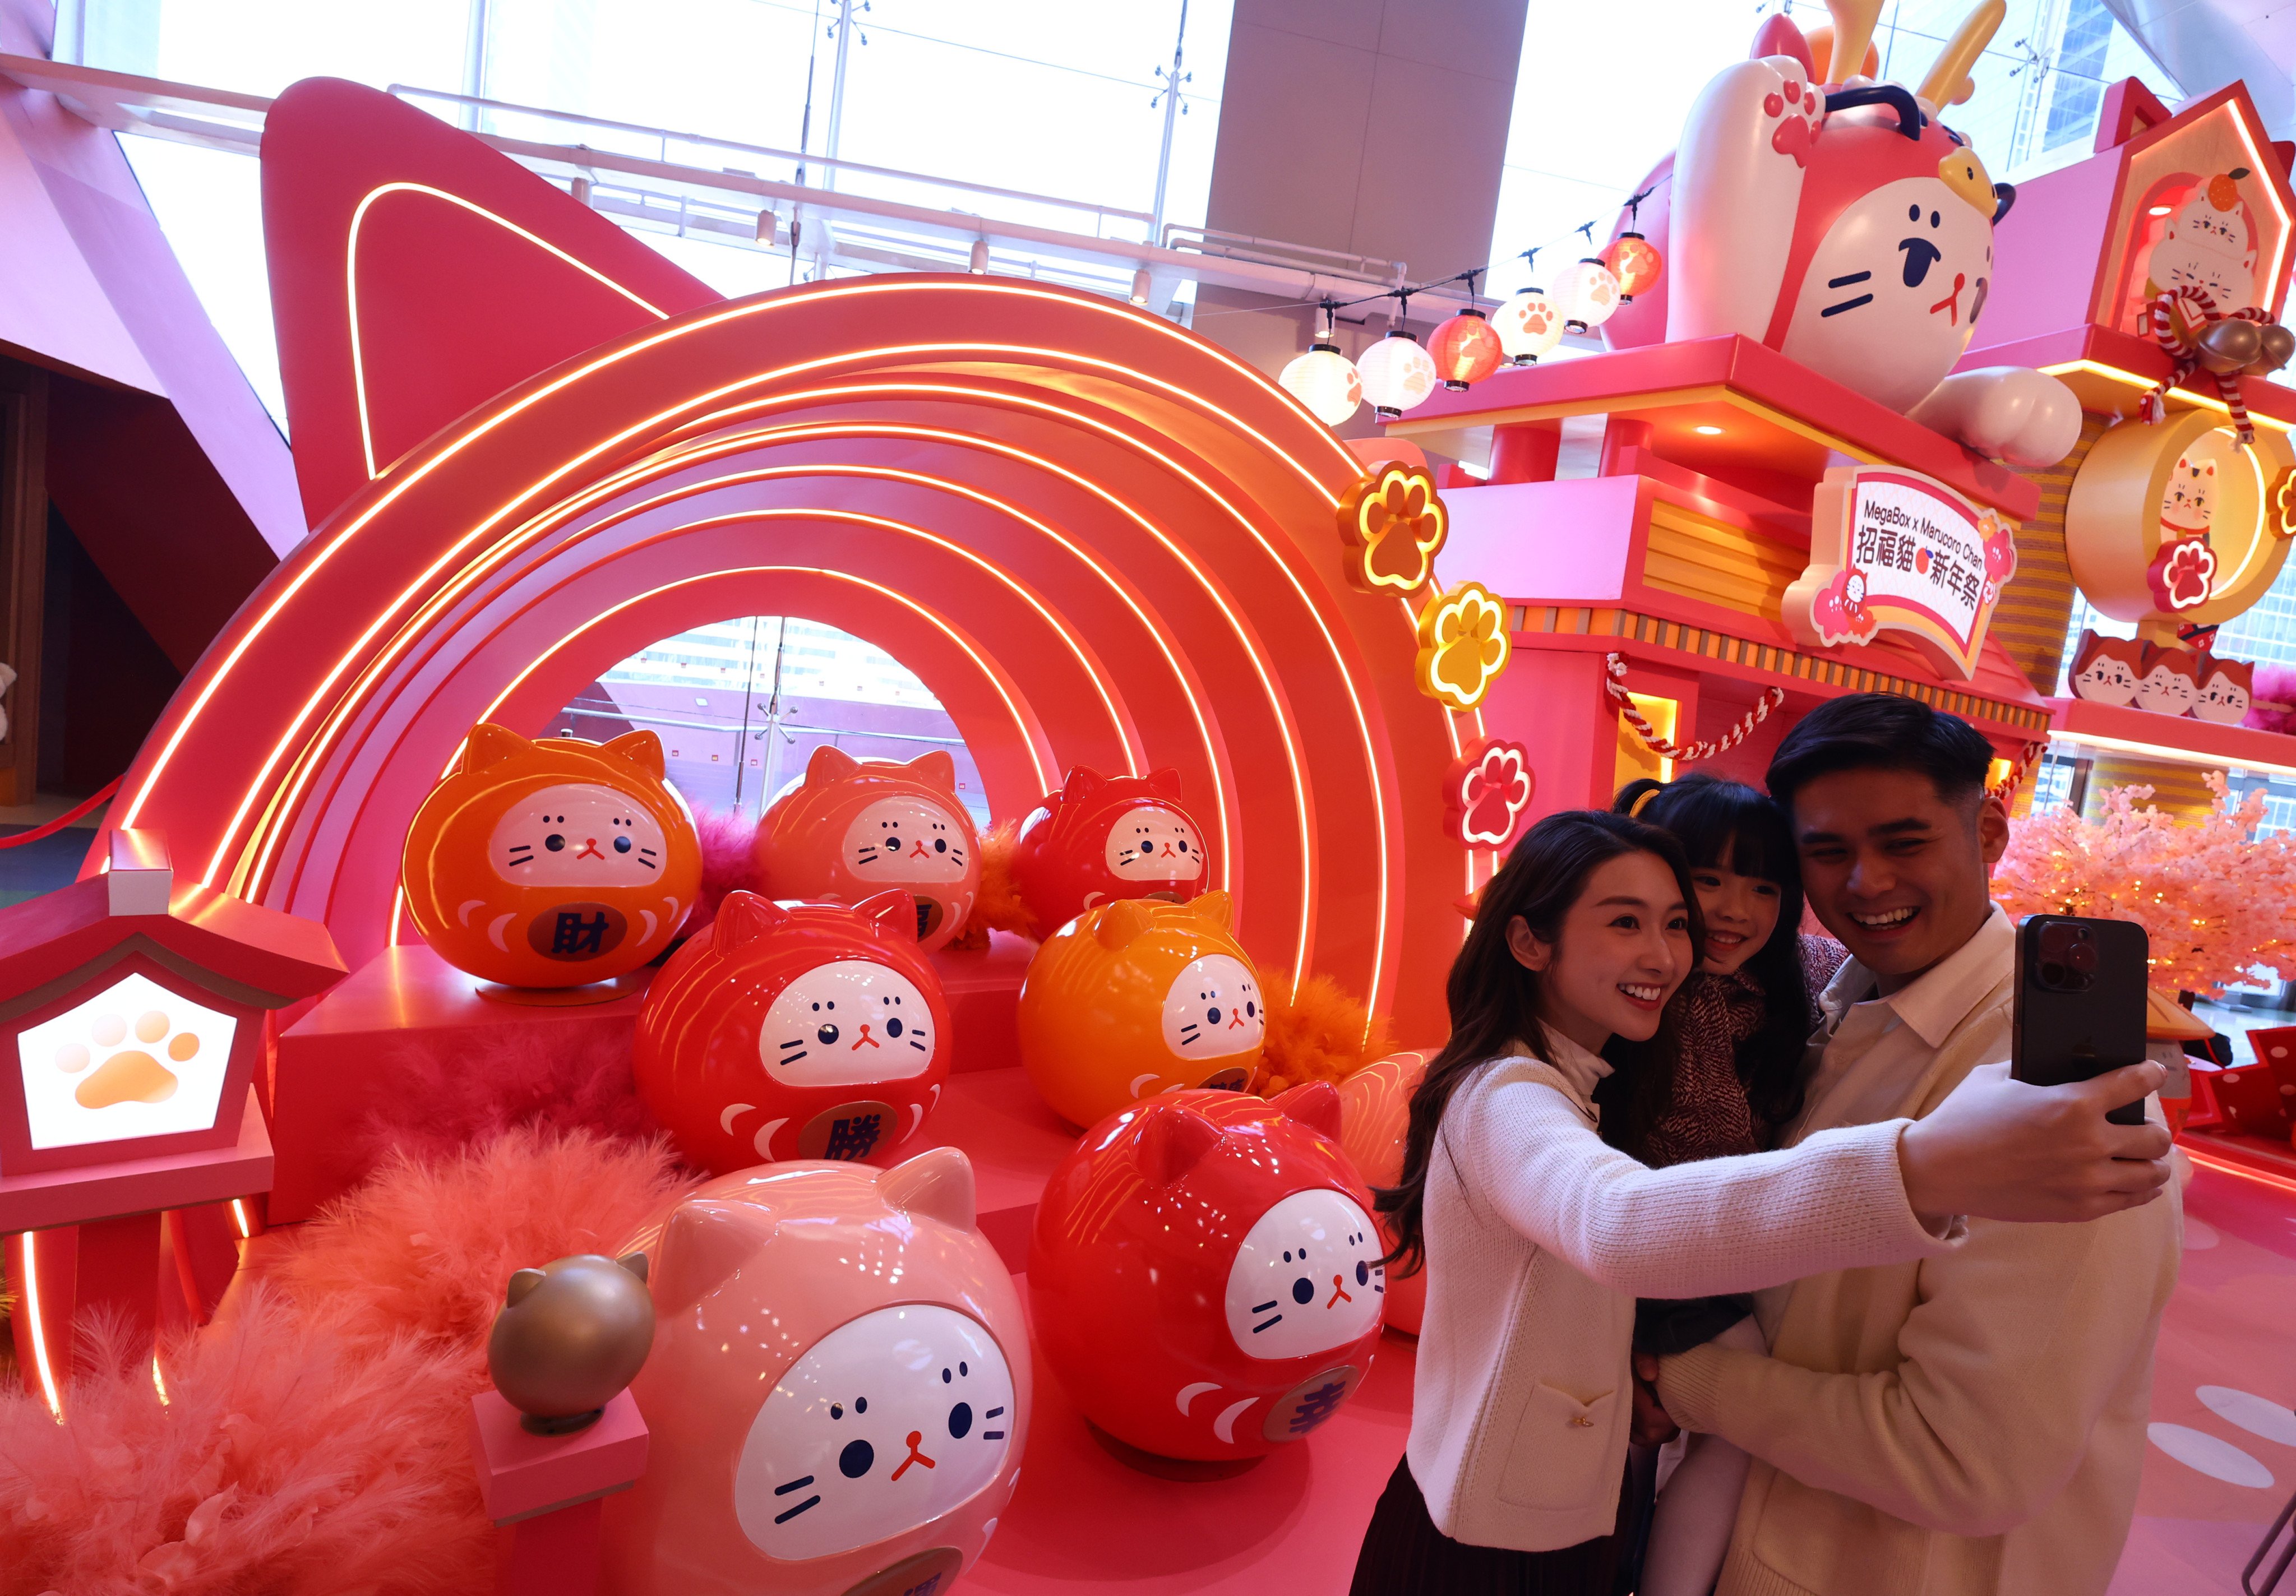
2145;285;2270;445
1604;653;1782;764
1989;740;2048;804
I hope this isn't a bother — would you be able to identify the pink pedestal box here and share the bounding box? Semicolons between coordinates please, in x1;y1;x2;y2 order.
270;944;647;1223
470;1386;648;1596
932;929;1033;1075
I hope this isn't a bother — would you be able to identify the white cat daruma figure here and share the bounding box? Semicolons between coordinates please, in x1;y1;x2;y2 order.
1666;0;2081;467
603;1148;1026;1596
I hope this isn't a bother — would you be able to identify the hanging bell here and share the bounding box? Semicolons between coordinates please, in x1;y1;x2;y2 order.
2196;317;2262;374
2248;322;2294;376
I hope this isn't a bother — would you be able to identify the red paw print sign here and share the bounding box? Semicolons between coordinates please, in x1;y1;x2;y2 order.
1785;465;2012;679
1443;740;1536;849
1337;462;1448;596
2147;535;2219;611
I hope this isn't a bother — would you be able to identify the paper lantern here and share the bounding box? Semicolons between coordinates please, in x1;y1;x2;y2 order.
1356;332;1437;418
1553;257;1621;332
1601;232;1663;302
1492;287;1564;365
1426;309;1504;390
1278;342;1362;426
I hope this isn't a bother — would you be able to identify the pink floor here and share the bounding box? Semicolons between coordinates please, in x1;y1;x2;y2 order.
909;1071;2296;1594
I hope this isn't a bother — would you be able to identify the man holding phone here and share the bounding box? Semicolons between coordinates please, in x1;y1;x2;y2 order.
1642;693;2180;1595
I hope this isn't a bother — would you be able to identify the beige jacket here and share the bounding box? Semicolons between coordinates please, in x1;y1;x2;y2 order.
1407;1037;1960;1552
1656;907;2183;1595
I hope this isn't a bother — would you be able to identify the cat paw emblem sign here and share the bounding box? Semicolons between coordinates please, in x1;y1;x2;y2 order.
1337;462;1448;595
1413;581;1511;711
1442;739;1535;849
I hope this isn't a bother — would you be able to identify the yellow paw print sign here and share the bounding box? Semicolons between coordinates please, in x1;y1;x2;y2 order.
1413;581;1512;711
16;972;238;1151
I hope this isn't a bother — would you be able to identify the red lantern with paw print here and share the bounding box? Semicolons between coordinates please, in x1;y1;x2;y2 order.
1600;232;1664;302
1029;1083;1386;1465
1427;309;1504;391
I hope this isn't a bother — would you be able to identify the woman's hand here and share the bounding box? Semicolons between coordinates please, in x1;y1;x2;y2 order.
1630;1353;1679;1445
1897;1061;2173;1224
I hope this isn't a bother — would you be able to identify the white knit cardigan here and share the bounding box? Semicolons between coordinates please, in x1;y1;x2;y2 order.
1404;1037;1961;1553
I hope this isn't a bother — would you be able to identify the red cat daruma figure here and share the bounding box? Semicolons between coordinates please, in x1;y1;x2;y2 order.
401;724;702;989
636;891;950;1175
1009;765;1211;935
603;1148;1026;1596
1030;1085;1385;1464
755;747;981;954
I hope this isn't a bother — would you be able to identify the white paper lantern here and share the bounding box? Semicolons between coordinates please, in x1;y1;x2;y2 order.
1279;342;1364;425
1357;332;1438;418
1552;257;1621;332
1492;287;1564;364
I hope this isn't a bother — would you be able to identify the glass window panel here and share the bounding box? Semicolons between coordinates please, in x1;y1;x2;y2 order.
82;0;471;99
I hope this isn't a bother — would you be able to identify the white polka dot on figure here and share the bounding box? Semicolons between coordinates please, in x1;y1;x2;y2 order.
2148;1423;2275;1487
2198;1387;2296;1448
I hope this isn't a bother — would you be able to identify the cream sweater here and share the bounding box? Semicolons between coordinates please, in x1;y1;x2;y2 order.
1407;1036;1961;1552
1655;909;2183;1595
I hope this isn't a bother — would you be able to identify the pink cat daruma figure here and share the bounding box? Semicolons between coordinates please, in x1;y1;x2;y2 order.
602;1148;1026;1596
756;747;982;953
1029;1084;1384;1465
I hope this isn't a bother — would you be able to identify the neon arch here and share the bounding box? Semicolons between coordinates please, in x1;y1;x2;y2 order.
109;276;1484;1037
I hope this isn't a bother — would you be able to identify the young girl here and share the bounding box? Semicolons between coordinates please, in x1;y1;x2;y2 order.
1350;808;2169;1596
1603;775;1844;1596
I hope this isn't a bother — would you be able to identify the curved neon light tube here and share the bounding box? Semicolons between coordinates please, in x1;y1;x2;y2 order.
345;182;671;479
125;275;1355;849
20;1230;60;1419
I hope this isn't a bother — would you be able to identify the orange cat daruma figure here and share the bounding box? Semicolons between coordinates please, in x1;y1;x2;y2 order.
402;724;703;989
755;747;982;954
1017;891;1265;1129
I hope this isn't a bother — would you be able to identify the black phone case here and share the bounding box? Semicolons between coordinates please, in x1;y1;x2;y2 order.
2011;915;2151;1127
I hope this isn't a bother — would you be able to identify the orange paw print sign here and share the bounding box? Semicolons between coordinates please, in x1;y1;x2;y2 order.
1017;891;1264;1128
401;724;703;990
1337;462;1448;595
755;747;981;954
1414;581;1511;710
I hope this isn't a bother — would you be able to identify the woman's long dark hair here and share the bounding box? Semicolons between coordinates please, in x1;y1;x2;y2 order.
1376;809;1701;1277
1599;775;1813;1158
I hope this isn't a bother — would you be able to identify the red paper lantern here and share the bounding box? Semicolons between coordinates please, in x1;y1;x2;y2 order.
1601;232;1664;303
1426;309;1504;391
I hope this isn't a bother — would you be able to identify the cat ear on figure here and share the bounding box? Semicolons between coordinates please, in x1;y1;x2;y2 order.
1270;1081;1344;1141
713;891;789;948
600;729;667;778
877;1146;977;1233
1186;889;1235;932
1136;1102;1223;1187
1094;899;1157;951
649;1199;773;1318
852;890;919;943
505;1266;547;1307
1062;766;1107;802
1144;767;1184;801
462;723;531;774
904;750;958;793
616;1251;650;1285
807;744;862;786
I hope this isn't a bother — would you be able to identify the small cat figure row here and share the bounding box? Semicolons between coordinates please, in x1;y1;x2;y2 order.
2067;630;2253;724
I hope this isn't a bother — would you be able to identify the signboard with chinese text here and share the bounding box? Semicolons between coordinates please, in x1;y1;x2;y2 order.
1785;465;2017;681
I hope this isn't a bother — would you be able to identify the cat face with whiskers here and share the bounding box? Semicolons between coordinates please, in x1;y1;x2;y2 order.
1222;1189;1384;1361
842;797;970;885
759;960;936;1088
488;783;668;886
1161;954;1263;1061
1103;806;1206;885
733;1303;1015;1561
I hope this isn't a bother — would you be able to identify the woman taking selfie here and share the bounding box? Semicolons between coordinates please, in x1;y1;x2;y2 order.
1348;808;2170;1595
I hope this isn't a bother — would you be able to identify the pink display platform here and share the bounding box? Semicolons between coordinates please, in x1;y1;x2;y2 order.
470;1387;649;1596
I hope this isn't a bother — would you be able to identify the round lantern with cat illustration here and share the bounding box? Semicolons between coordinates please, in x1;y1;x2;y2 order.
603;1146;1027;1596
1008;765;1212;936
755;746;982;954
400;724;703;991
1029;1084;1385;1465
1016;890;1265;1128
635;890;950;1174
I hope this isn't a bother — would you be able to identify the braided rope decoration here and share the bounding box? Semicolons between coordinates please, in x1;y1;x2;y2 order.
2144;285;2271;445
1604;653;1783;764
1989;740;2049;804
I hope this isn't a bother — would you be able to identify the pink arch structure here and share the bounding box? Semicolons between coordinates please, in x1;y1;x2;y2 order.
104;276;1493;1038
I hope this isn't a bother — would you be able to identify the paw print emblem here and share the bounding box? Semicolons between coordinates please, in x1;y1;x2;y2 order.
1338;462;1449;595
1414;581;1512;710
2148;535;2218;612
2270;466;2296;540
1762;73;1822;166
1444;739;1536;848
56;1007;196;1109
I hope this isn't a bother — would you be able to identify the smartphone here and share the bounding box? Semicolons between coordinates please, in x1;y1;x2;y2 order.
2011;914;2151;1127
